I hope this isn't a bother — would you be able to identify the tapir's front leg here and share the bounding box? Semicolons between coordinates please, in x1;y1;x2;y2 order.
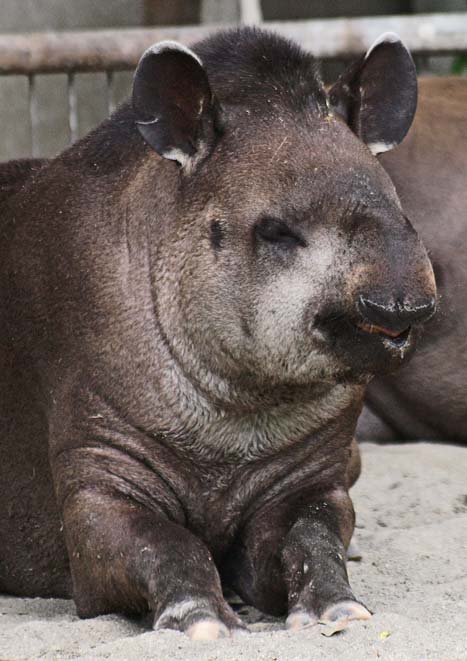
223;487;370;630
282;488;371;630
62;490;244;640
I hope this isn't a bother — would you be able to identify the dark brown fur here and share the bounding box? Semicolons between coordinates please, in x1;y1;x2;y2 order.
358;77;467;443
0;29;435;635
0;158;46;205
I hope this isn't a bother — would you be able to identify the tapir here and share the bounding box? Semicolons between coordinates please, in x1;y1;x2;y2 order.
0;28;436;639
357;76;467;444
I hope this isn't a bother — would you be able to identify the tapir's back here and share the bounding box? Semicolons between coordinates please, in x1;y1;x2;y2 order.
0;156;72;597
0;158;46;206
361;77;467;441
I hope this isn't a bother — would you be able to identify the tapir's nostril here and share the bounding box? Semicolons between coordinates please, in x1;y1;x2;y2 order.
357;295;436;333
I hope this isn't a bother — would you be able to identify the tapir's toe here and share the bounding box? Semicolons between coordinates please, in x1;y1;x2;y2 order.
319;600;371;629
286;600;371;634
285;610;318;631
154;597;247;639
186;619;230;640
346;537;363;561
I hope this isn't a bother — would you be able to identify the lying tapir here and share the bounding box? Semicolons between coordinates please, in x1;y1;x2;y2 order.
357;76;467;444
0;28;437;639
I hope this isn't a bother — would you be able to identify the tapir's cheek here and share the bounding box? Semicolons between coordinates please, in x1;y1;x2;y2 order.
254;274;326;348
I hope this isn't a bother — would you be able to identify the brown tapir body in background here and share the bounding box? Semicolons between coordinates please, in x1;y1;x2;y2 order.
0;29;437;639
358;76;467;444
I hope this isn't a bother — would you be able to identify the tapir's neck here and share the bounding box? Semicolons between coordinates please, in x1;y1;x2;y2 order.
118;175;365;463
151;311;363;463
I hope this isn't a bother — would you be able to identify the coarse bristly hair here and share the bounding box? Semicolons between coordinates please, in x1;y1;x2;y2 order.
60;27;328;175
193;27;328;115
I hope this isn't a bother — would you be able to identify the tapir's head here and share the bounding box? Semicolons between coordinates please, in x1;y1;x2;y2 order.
131;28;436;387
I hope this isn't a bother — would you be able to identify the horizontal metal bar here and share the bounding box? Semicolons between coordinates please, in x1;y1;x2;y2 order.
0;13;466;75
0;26;218;75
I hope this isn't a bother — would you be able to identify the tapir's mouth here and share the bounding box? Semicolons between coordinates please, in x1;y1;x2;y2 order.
354;320;412;347
315;306;417;366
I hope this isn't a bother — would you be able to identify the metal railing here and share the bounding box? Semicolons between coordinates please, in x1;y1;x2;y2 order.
0;12;466;157
26;69;119;153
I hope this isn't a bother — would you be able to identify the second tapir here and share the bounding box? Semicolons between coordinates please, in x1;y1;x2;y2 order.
0;29;436;638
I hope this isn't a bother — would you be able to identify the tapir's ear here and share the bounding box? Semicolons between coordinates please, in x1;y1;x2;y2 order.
132;41;223;169
329;33;417;155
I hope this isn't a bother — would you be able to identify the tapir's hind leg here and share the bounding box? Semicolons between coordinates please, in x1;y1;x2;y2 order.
0;350;71;597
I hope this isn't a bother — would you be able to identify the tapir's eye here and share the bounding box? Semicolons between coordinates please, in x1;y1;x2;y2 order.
254;217;306;248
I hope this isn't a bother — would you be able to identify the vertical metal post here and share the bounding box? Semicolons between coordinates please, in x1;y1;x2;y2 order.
67;72;78;144
28;74;39;157
106;69;116;116
239;0;263;24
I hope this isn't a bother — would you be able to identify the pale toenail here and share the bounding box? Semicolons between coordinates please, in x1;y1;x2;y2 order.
320;600;371;625
187;619;229;640
286;610;317;631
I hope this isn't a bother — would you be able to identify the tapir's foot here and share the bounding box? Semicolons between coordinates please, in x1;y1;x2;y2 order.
320;600;371;626
154;597;248;639
286;600;371;633
346;537;363;561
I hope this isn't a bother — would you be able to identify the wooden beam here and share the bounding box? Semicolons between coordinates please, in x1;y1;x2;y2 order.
0;13;466;75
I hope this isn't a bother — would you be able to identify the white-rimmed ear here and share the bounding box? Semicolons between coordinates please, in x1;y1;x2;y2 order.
329;33;417;155
132;41;223;170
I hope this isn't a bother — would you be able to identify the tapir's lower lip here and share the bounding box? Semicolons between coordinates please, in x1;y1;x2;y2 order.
355;320;409;338
354;320;412;346
314;308;415;355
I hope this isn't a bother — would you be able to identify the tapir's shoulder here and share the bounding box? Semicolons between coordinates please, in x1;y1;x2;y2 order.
415;76;467;129
418;75;467;103
1;105;146;219
0;157;47;207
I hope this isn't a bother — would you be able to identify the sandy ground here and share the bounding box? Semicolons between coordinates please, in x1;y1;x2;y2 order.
1;441;466;661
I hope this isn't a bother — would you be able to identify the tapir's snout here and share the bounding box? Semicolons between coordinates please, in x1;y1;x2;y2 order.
346;206;438;347
349;238;437;355
316;214;437;374
357;294;437;335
